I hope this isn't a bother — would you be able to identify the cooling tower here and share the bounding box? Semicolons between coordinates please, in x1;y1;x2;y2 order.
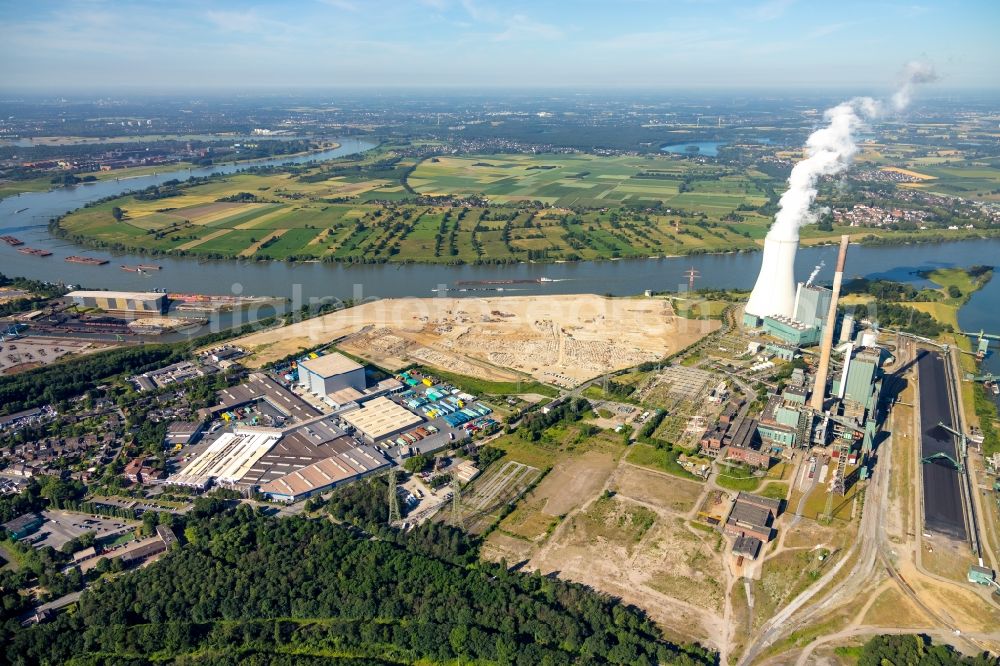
745;234;798;319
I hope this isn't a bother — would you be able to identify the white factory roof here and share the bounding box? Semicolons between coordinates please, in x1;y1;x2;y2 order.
167;429;280;488
67;290;164;300
299;353;363;378
340;396;422;440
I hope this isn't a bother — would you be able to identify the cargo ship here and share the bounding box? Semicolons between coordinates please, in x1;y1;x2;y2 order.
454;278;552;286
17;247;52;257
137;264;162;271
1;235;24;246
169;292;286;312
65;256;109;266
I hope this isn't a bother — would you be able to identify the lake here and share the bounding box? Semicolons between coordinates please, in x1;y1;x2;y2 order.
660;137;774;157
660;141;725;157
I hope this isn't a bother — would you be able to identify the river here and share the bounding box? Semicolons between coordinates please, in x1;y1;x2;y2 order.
1;138;999;359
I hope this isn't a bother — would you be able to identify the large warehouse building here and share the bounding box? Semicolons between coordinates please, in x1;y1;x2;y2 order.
66;290;167;314
341;396;423;443
167;410;392;499
298;353;365;397
166;429;282;490
259;442;388;502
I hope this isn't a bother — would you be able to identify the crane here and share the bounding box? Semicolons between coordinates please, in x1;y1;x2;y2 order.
963;371;996;384
920;421;968;472
958;329;1000;360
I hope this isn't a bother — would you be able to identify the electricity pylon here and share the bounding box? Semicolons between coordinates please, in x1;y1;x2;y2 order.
387;468;400;525
451;475;463;529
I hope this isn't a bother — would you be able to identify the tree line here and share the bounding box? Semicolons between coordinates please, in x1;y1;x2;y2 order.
4;500;715;665
0;344;182;415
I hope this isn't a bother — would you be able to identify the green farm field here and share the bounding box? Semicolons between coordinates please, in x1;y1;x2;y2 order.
54;147;1000;264
409;154;771;210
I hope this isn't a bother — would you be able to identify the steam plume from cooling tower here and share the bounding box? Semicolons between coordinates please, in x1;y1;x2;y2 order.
892;61;939;112
744;62;937;320
768;61;938;243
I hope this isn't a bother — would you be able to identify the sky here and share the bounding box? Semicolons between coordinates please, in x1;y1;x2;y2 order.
0;0;997;91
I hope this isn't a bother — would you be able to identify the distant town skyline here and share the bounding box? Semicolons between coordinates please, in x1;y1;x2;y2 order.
0;0;998;91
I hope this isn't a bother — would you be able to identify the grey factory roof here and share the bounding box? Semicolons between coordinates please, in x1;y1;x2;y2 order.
258;444;388;499
728;502;772;529
238;417;359;487
2;512;41;533
726;417;759;450
217;374;321;421
736;492;782;515
733;534;762;559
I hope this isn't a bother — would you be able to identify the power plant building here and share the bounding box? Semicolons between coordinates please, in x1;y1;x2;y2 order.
755;282;833;347
832;349;882;414
66;290;166;314
838;313;855;344
762;315;822;347
298;353;366;397
793;283;832;329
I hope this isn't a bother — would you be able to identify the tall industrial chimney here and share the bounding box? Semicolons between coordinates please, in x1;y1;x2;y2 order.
745;234;799;320
810;235;850;411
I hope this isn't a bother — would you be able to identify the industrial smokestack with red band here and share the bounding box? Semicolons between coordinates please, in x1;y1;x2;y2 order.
810;234;850;411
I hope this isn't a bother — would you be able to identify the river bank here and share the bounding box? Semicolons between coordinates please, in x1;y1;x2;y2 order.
46;218;1000;267
0;139;346;202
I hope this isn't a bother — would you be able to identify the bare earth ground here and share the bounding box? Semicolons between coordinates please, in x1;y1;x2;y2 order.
610;463;704;514
538;450;621;516
528;500;725;646
481;441;728;652
483;447;624;562
233;295;718;386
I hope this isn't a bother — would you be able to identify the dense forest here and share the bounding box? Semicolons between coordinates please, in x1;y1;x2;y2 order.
4;501;716;665
853;634;998;665
0;344;183;414
849;301;952;337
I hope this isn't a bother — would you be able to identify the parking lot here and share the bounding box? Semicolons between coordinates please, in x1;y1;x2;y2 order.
399;476;452;526
0;336;95;373
30;510;136;550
